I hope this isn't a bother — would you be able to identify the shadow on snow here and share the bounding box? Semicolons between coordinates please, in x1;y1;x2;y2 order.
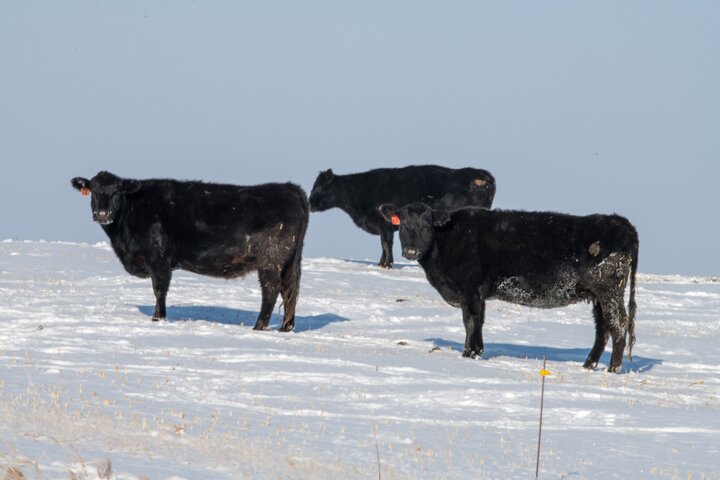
425;338;662;373
339;258;421;270
137;305;349;332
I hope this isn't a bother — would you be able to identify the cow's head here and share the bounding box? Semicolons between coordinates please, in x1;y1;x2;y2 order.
309;169;338;212
378;202;450;260
71;171;140;225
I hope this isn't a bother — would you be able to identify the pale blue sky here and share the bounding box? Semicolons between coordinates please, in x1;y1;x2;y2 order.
1;1;718;275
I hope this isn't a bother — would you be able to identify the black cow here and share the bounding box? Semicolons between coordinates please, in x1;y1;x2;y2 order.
309;165;495;268
71;171;308;331
379;202;639;373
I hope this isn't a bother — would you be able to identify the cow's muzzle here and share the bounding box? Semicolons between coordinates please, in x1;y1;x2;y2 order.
308;199;323;212
93;210;114;225
402;247;420;260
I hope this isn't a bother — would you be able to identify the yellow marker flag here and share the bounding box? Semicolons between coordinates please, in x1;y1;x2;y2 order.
540;369;552;377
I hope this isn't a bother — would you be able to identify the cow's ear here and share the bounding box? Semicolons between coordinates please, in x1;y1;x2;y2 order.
322;169;335;183
71;177;91;194
432;209;451;226
121;180;141;194
378;204;399;224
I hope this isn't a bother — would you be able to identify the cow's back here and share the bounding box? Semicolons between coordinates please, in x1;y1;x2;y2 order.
165;181;305;236
355;165;495;209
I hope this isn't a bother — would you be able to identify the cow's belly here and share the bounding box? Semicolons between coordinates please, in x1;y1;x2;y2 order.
176;233;292;279
354;219;382;235
178;250;259;279
493;272;586;308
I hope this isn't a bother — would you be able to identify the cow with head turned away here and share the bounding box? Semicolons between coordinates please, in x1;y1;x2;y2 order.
71;171;308;332
309;165;495;268
378;202;639;373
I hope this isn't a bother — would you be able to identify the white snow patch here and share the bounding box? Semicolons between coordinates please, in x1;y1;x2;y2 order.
0;241;718;478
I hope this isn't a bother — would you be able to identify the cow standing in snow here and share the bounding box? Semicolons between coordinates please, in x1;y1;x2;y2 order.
379;202;639;372
309;165;495;268
71;171;308;331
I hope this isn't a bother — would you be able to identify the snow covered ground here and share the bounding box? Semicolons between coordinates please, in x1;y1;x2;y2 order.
1;240;718;479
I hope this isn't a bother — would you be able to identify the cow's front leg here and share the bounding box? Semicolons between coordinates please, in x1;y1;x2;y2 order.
253;269;281;331
461;296;486;358
150;268;172;321
378;228;394;268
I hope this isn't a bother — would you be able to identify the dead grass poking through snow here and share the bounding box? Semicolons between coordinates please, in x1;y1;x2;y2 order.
2;467;25;480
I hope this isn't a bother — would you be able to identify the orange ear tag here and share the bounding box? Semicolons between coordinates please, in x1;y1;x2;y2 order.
391;214;400;226
80;188;91;196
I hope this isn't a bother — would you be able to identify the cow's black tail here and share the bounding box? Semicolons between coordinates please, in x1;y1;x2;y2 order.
279;190;309;331
627;228;639;360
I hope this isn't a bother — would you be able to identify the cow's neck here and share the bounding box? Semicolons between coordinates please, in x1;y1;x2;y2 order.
418;241;442;278
101;206;134;252
101;220;120;241
418;240;464;307
418;242;440;273
333;176;361;216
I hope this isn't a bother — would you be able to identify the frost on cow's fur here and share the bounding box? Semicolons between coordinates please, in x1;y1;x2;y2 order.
495;268;581;308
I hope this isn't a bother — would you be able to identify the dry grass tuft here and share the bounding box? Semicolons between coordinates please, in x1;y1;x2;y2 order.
2;466;25;480
96;459;112;480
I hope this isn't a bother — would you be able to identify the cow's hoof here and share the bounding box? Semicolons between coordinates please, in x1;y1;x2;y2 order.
252;324;269;331
583;359;598;370
378;263;393;269
607;364;622;373
278;322;294;332
462;349;483;359
151;316;163;322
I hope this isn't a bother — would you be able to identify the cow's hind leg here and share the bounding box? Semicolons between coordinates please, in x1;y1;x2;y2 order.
278;263;301;332
584;301;610;369
253;269;281;331
599;296;629;373
378;229;394;268
150;268;172;321
461;296;486;358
